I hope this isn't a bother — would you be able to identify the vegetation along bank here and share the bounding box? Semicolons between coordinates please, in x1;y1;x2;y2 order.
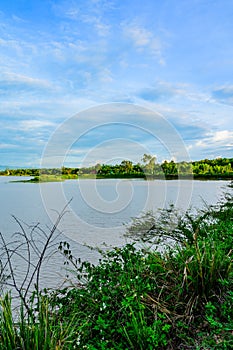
1;155;233;181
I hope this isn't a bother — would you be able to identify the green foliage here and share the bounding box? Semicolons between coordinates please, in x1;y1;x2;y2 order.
1;156;233;179
97;160;145;178
197;293;233;349
50;243;175;349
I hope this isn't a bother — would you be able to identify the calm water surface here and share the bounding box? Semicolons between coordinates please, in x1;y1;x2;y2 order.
0;176;229;289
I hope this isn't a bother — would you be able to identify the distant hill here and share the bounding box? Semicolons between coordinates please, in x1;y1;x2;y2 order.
0;165;24;170
0;165;10;170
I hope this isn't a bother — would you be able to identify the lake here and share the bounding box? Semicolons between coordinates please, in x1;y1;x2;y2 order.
0;176;230;289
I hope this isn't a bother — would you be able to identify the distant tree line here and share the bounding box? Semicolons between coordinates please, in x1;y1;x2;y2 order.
1;155;233;179
97;155;233;179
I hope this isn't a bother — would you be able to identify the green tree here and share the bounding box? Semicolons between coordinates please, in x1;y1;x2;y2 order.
141;154;157;175
120;160;133;174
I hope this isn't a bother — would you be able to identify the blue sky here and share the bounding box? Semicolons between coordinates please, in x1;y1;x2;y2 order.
0;0;233;167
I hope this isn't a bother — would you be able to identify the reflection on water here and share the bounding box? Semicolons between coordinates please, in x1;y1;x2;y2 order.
0;176;229;289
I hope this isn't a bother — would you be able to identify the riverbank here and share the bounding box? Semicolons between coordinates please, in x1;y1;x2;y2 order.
0;183;233;349
1;156;233;182
7;172;233;183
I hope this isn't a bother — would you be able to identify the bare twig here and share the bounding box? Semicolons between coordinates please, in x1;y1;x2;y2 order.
0;198;73;318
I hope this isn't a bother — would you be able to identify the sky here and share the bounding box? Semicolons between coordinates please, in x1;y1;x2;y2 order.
0;0;233;167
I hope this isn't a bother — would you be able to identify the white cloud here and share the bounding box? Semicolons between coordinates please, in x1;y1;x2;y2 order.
11;14;27;23
95;21;110;36
196;140;206;147
194;130;233;148
212;85;233;105
52;2;80;20
122;22;164;63
1;72;52;89
81;15;110;36
213;85;233;96
52;1;111;36
0;36;38;61
212;130;233;145
0;143;17;149
19;120;56;131
65;7;80;20
126;26;152;47
99;68;113;83
0;38;22;54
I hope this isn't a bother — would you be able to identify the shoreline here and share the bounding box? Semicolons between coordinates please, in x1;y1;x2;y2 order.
3;174;233;183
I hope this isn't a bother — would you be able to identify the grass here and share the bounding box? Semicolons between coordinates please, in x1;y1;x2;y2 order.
0;293;78;350
10;174;78;182
0;183;233;348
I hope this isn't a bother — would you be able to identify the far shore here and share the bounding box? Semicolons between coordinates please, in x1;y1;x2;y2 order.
3;173;233;183
1;157;233;182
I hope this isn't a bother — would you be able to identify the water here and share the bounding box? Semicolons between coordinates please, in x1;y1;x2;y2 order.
0;176;230;290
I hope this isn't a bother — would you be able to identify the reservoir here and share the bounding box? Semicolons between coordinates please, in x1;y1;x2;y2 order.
0;176;230;289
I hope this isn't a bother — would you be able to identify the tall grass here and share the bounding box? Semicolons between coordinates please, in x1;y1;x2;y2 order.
0;293;78;350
